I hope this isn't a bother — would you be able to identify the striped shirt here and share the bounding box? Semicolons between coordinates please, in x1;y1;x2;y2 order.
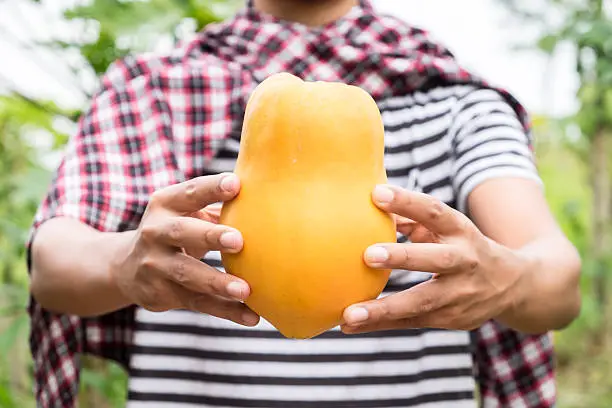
127;84;541;407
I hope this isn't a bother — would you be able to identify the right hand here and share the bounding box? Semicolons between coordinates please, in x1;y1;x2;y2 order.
111;172;260;327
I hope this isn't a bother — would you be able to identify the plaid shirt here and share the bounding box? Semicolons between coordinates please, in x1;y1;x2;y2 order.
27;1;556;407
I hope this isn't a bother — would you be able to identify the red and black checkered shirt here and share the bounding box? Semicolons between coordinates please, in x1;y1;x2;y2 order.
28;1;555;407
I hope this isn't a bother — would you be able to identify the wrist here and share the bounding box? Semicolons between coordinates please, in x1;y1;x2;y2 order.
106;231;136;309
31;218;137;317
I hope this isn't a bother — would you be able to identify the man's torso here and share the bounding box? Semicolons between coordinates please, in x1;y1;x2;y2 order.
126;84;489;408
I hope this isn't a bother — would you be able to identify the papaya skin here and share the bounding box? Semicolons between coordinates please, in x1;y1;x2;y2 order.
220;72;396;339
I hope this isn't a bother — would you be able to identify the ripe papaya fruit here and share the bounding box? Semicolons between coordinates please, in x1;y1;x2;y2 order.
220;72;396;339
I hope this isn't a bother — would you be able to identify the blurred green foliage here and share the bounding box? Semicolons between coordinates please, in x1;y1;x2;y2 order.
0;0;611;407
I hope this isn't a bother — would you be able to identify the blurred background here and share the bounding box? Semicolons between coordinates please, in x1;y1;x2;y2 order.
0;0;609;407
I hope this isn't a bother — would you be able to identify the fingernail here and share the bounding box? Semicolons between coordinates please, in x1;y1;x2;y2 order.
242;311;259;326
346;306;369;324
227;281;248;300
220;230;242;249
373;185;394;204
219;174;238;192
364;246;389;264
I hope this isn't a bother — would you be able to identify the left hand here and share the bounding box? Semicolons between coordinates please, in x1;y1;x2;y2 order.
341;184;530;334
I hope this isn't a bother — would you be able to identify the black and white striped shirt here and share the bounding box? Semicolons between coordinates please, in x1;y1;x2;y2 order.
126;84;540;408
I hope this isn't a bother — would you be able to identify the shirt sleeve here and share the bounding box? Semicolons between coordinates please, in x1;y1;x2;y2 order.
28;57;180;245
448;87;542;214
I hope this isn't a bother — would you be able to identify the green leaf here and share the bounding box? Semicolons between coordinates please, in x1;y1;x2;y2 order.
80;29;128;76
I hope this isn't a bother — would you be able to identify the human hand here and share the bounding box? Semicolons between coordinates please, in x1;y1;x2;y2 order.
111;173;260;327
341;185;528;333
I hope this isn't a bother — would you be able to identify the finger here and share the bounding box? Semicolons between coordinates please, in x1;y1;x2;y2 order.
341;318;422;334
202;203;223;223
185;205;224;256
343;280;446;327
342;306;481;333
170;283;260;327
190;295;260;327
150;216;243;253
346;300;487;333
157;252;251;301
372;185;469;236
408;225;439;243
189;203;223;224
364;243;471;273
395;215;418;236
150;173;239;214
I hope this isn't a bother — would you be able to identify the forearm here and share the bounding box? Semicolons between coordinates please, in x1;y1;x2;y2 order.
30;217;134;317
497;233;582;333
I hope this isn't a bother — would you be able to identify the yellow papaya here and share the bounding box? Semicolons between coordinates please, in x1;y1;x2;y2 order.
220;72;396;339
